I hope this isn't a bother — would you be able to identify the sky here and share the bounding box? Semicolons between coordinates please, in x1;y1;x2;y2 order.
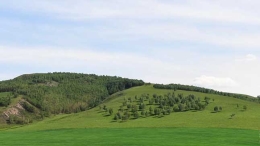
0;0;260;97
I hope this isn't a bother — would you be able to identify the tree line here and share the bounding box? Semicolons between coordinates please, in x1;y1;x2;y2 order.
154;84;259;103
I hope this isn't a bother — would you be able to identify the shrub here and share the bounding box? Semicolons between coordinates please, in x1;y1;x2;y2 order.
214;106;218;112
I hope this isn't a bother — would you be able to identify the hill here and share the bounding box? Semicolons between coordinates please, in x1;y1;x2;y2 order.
9;85;260;131
0;85;259;146
0;74;260;146
0;73;144;125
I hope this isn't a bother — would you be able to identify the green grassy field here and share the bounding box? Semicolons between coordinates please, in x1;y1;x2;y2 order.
0;85;259;145
0;128;259;146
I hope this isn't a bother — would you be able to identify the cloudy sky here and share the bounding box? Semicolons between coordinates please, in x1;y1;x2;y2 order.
0;0;260;96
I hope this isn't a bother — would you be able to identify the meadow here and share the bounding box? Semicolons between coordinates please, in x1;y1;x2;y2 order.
0;128;259;146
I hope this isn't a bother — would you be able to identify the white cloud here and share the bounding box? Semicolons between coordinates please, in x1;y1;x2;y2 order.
194;75;239;88
2;1;260;49
0;46;177;68
0;45;181;79
244;54;257;61
236;54;258;62
2;0;260;24
107;22;260;48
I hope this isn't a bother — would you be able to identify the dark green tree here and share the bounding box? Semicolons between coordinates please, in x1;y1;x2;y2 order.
108;108;113;115
219;106;222;111
133;111;139;119
214;106;218;112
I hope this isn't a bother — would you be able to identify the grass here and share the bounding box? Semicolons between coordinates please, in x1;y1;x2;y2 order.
0;85;260;145
0;128;259;146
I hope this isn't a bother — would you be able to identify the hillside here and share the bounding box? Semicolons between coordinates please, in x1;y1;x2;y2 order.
0;73;144;125
9;85;260;131
0;78;260;146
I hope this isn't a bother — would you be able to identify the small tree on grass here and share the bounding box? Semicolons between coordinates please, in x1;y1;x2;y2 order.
116;112;122;119
141;111;145;116
122;111;130;121
214;106;219;112
114;114;119;121
168;108;172;114
132;105;138;112
122;101;127;106
178;104;184;112
103;105;107;111
139;103;145;110
149;106;153;115
127;104;132;109
145;111;149;117
230;114;235;119
149;99;154;105
108;108;113;115
154;108;160;116
133;111;139;119
162;109;166;115
219;106;222;111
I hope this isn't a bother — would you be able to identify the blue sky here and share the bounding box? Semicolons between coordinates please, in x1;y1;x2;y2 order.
0;0;260;96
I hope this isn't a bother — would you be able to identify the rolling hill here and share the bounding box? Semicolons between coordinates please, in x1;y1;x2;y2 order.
0;73;259;146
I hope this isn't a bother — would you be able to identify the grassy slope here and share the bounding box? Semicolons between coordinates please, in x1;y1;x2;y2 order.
0;85;259;146
7;85;260;131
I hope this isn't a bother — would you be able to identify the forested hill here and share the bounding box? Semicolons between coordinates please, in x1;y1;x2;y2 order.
0;73;144;115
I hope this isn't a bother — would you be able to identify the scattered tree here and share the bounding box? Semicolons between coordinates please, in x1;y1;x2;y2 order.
214;106;219;112
141;111;145;116
219;106;222;111
145;111;149;117
133;111;139;119
108;108;113;115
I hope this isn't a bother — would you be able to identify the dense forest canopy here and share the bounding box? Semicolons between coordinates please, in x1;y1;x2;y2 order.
153;84;259;103
0;72;144;115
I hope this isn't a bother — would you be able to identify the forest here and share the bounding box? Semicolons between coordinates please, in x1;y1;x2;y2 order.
0;73;144;117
